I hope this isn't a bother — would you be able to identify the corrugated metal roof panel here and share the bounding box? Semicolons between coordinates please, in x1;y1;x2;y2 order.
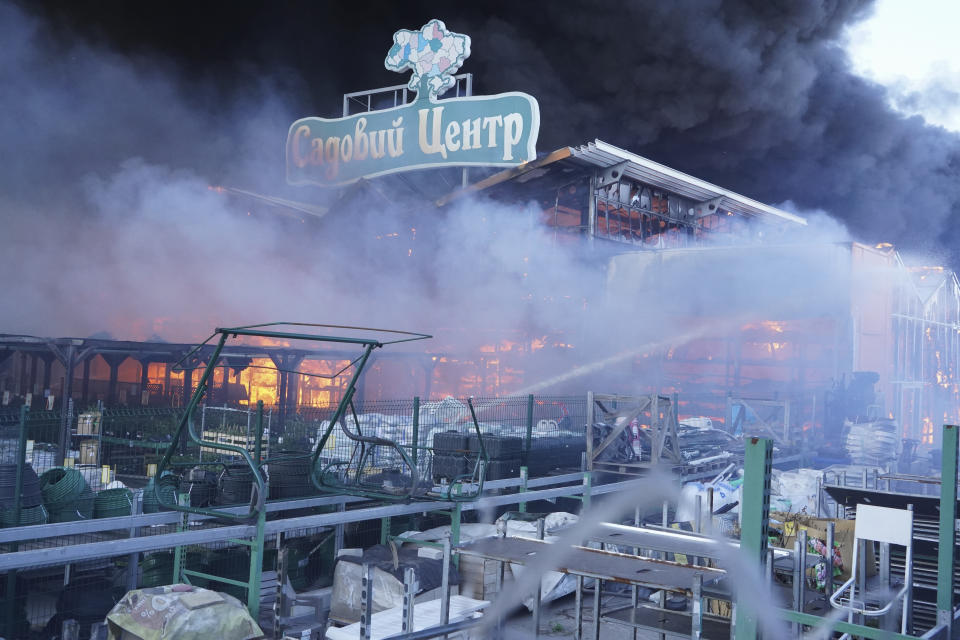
570;140;806;225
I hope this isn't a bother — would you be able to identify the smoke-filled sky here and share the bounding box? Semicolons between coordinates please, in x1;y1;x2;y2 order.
2;0;959;351
847;0;960;132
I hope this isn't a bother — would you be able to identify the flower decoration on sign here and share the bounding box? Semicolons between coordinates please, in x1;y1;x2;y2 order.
385;19;471;99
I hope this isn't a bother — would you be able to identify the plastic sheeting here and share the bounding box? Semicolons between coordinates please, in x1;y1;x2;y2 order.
330;544;458;623
498;513;584;611
769;468;823;515
675;479;742;523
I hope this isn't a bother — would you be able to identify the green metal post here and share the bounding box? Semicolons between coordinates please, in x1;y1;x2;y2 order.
582;470;592;510
519;466;528;513
381;517;392;546
735;437;773;640
247;502;266;616
4;406;28;638
12;406;27;529
254;400;264;465
937;424;958;629
451;503;462;569
525;394;534;466
172;492;189;583
411;396;420;467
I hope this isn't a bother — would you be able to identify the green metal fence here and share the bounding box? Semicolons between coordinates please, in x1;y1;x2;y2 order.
0;395;588;520
0;396;588;536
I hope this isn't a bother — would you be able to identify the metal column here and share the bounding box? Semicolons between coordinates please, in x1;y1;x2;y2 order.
587;172;598;247
401;567;417;634
524;393;535;467
735;437;773;640
936;424;958;631
360;563;374;640
411;396;420;468
3;406;28;639
585;391;595;471
246;503;267;616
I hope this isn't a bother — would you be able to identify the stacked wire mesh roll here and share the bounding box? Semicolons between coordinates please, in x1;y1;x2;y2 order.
40;467;94;522
140;550;202;587
0;502;47;527
139;552;175;588
217;463;254;505
0;463;48;527
142;472;180;513
94;487;134;518
268;452;314;499
184;467;218;508
286;536;327;591
202;549;250;599
44;575;120;636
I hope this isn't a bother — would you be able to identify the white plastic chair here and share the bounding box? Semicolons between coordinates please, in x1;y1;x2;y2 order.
829;504;913;634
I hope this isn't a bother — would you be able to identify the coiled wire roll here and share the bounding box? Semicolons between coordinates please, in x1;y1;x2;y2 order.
40;468;94;522
0;463;42;508
0;503;48;527
217;463;254;505
142;472;179;514
94;487;133;518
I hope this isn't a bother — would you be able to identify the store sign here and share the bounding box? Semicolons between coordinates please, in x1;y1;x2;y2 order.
287;19;540;187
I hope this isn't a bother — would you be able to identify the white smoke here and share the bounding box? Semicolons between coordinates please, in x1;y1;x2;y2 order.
0;1;873;403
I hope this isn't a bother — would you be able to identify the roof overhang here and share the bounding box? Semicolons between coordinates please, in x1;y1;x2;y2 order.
436;139;807;227
571;140;806;225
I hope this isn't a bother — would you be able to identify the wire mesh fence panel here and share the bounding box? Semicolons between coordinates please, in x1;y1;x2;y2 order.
1;563;124;640
280;399;424;497
100;407;181;440
1;395;590;527
282;395;591;494
194;404;271;464
0;395;594;527
0;391;596;639
526;395;588;475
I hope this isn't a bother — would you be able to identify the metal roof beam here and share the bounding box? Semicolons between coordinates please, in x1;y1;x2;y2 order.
571;140;806;226
596;160;630;189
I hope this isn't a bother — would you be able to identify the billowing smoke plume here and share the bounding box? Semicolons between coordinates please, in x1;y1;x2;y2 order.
458;1;960;266
0;1;954;397
0;3;603;348
20;1;960;266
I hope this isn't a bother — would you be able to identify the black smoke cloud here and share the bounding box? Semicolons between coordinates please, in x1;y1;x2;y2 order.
21;1;960;267
459;0;960;265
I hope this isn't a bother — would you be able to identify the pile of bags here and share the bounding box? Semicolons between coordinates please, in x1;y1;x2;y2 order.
770;468;824;515
844;418;900;467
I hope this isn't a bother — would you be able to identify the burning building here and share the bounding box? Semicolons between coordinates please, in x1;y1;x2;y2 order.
2;139;958;453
